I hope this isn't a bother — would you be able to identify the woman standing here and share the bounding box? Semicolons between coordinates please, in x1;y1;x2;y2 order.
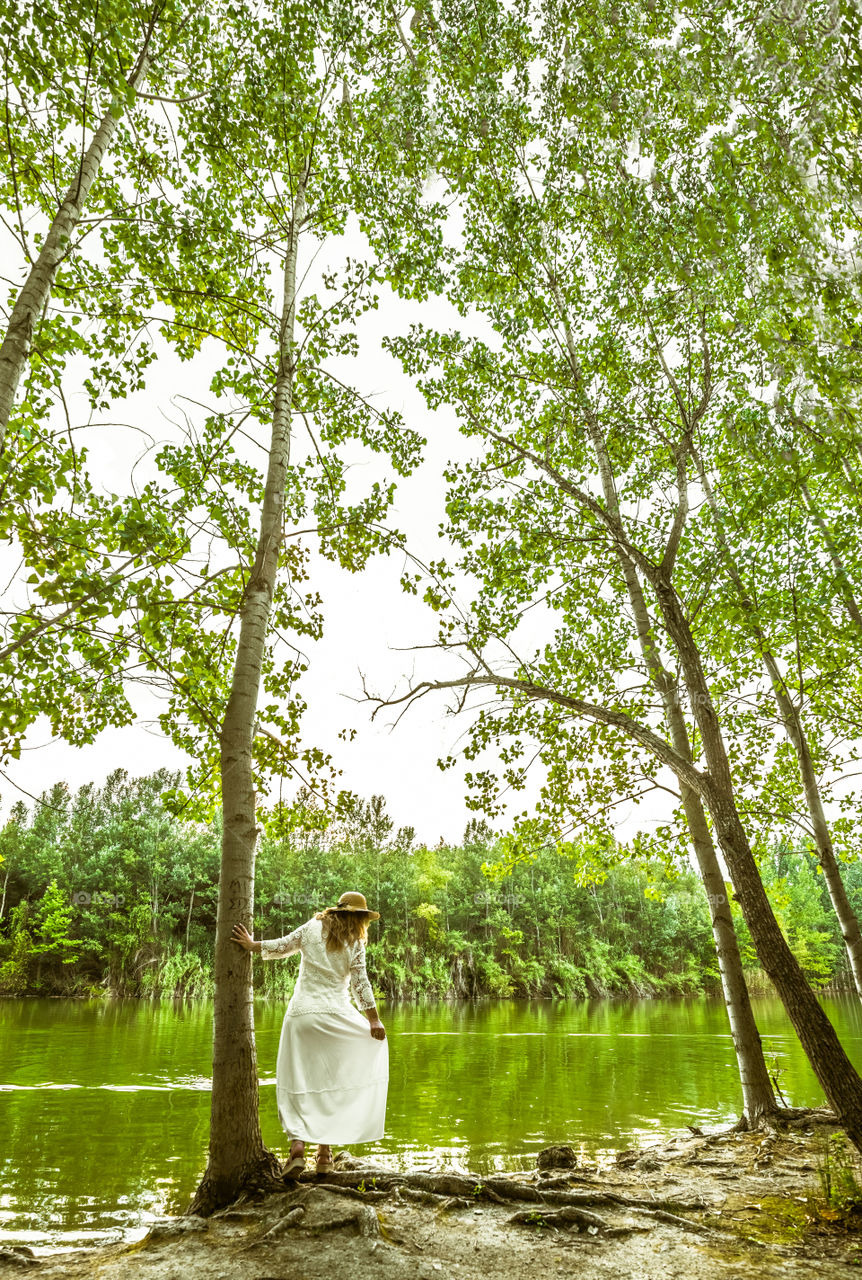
231;891;388;1176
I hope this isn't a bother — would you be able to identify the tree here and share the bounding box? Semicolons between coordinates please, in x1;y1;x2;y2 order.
371;0;862;1142
119;0;428;1212
0;0;258;765
0;0;207;446
689;437;862;1001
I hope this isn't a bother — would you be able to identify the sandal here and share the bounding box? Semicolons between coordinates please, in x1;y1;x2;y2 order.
283;1144;306;1180
315;1149;335;1174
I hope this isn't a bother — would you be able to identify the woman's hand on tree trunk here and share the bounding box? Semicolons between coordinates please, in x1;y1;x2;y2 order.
231;923;259;952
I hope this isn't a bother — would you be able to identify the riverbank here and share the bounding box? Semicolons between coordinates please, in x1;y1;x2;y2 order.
3;1121;861;1279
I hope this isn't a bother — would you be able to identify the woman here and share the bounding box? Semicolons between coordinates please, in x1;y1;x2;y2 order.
231;890;388;1177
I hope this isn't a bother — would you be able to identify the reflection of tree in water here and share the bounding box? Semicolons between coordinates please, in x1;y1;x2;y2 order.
2;993;857;1241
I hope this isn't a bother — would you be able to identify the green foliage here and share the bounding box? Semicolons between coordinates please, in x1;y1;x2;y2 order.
817;1134;862;1213
1;772;852;1000
730;845;846;988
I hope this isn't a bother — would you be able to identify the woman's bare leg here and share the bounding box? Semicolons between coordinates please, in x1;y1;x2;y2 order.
316;1144;333;1166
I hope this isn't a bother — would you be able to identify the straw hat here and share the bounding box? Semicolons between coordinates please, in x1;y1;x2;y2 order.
325;890;380;920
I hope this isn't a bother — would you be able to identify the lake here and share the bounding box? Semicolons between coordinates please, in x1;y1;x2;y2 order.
2;992;861;1253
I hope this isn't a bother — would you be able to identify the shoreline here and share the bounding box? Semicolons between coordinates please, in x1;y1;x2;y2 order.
2;979;856;1002
3;1123;861;1279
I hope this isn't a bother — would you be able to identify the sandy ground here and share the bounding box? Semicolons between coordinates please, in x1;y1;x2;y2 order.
2;1125;862;1279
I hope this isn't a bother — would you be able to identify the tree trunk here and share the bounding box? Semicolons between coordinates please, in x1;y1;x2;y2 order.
185;885;195;952
188;180;306;1216
694;452;862;1001
631;614;776;1125
0;26;155;449
760;648;862;1002
0;866;8;921
678;778;777;1123
580;405;777;1124
656;581;862;1152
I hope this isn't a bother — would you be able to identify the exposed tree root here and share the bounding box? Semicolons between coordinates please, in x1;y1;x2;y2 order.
782;1106;839;1128
691;1105;838;1141
185;1149;284;1218
231;1185;382;1249
506;1205;609;1233
631;1207;714;1235
304;1169;707;1215
316;1183;390;1203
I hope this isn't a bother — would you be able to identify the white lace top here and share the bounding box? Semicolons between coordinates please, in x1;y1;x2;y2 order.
259;915;377;1017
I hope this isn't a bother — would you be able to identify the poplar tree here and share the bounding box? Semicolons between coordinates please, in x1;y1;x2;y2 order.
373;0;862;1140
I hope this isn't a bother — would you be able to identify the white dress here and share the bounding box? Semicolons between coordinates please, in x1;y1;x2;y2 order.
260;915;389;1144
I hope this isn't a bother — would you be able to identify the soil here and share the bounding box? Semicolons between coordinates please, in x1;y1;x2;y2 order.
3;1121;862;1279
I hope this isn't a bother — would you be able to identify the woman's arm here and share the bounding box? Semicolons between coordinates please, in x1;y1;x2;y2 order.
350;944;386;1039
362;1005;386;1041
231;922;304;958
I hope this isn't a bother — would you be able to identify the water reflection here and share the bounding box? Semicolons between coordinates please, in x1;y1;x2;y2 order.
0;993;859;1252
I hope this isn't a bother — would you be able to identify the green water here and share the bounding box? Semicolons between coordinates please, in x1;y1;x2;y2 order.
2;993;861;1253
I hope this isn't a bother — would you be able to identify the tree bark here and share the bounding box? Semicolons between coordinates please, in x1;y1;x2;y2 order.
0;24;155;450
552;309;777;1126
185;885;195;952
609;535;775;1123
694;453;862;1001
188;179;306;1216
676;775;777;1123
654;579;862;1153
760;647;862;1001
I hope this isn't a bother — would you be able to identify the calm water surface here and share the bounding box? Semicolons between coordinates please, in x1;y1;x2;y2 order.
2;993;861;1253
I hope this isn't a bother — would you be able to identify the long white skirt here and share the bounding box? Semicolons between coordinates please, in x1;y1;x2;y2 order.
274;1004;389;1144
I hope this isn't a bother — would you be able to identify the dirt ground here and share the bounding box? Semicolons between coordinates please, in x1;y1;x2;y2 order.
3;1123;862;1279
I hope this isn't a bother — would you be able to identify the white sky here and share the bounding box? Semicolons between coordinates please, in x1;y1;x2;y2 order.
0;99;697;853
2;251;679;847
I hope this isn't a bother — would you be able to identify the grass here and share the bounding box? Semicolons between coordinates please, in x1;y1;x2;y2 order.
817;1133;862;1215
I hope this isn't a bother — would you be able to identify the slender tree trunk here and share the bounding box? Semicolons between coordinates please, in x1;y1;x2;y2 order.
188;180;306;1216
630;599;777;1126
185;886;195;952
694;454;862;1001
0;866;8;921
0;25;155;449
579;397;777;1124
677;778;777;1123
760;650;862;1001
656;581;862;1151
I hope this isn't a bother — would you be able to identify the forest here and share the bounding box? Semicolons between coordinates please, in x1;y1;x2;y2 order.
0;769;854;1001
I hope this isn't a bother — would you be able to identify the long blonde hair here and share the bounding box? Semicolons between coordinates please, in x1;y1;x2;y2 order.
315;909;370;952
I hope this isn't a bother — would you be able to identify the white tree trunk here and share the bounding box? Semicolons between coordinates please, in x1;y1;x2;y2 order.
0;30;154;448
190;180;306;1215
